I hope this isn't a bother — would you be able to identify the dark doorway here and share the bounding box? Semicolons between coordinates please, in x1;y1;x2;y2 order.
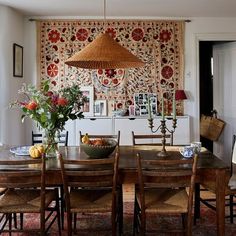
199;41;213;152
199;40;235;152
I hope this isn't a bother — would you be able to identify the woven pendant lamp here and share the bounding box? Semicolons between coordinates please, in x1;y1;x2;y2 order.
65;32;144;69
65;0;144;69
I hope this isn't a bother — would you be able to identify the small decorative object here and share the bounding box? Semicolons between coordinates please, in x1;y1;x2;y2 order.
10;80;86;157
134;93;157;116
29;144;45;159
175;89;187;115
112;109;127;117
129;105;135;116
179;146;195;158
81;138;117;158
147;91;177;157
80;86;94;116
190;141;202;154
42;130;60;158
94;100;107;116
13;43;23;77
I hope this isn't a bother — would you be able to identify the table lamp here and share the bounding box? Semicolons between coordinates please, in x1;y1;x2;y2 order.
175;89;187;116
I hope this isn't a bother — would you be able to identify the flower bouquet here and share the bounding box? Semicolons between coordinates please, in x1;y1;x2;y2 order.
11;80;87;157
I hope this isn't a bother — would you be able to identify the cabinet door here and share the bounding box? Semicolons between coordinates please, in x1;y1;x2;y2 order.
76;118;113;145
64;120;76;146
114;117;152;145
115;116;190;146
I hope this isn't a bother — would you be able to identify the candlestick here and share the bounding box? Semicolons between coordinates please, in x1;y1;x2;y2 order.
161;97;165;120
173;90;176;119
148;117;177;157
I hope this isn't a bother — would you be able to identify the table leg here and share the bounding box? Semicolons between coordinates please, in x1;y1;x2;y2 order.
215;169;226;236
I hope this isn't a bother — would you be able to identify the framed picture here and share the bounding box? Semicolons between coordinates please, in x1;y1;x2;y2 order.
13;43;23;77
94;100;107;116
80;86;94;116
134;93;157;116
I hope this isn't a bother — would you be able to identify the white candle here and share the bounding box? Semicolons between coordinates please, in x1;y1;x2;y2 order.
173;90;176;119
147;96;152;119
161;97;165;120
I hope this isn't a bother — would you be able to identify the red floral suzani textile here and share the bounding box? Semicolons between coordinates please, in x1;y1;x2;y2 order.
37;20;184;113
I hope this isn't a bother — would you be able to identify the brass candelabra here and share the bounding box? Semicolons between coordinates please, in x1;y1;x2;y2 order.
148;117;177;157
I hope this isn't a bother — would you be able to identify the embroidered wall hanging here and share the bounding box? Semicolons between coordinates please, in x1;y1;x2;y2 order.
37;20;184;115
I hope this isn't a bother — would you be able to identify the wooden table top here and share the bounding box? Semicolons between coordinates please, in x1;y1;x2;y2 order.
0;145;229;171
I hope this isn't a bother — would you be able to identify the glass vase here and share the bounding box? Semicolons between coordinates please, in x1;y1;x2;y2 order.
43;129;59;158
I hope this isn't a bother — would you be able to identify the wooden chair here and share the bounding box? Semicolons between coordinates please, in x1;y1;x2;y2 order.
0;157;61;235
0;188;9;230
79;131;120;146
32;130;69;146
132;131;173;146
133;153;198;235
59;152;122;236
32;130;68;228
195;134;236;223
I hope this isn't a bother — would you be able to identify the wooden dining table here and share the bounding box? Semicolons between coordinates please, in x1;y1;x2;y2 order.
0;145;230;236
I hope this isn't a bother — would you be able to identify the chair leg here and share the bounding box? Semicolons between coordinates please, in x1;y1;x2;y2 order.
118;185;123;236
133;198;137;236
13;213;17;228
60;185;65;230
112;211;116;236
229;194;234;223
68;212;73;236
9;213;12;236
181;213;186;230
20;213;23;229
73;213;77;230
133;196;142;236
194;183;200;224
56;193;62;236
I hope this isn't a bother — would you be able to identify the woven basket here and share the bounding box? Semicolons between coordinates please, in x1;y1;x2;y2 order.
200;115;225;141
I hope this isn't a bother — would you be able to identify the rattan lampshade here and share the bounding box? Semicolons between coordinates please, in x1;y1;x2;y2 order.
65;32;145;69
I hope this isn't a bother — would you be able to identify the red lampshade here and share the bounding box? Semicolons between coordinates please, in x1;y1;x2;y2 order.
175;90;187;100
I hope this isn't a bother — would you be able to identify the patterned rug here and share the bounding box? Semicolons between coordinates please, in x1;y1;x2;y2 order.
1;202;236;235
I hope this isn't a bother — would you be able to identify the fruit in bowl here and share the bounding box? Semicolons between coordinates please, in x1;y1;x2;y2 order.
81;135;117;158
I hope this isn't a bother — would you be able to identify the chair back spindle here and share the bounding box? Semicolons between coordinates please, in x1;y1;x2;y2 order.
132;131;173;146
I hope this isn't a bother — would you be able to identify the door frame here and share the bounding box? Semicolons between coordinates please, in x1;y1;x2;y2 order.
194;33;236;140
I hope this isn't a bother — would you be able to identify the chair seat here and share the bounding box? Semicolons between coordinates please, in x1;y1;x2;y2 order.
0;188;56;213
201;183;234;196
136;188;189;214
70;189;112;213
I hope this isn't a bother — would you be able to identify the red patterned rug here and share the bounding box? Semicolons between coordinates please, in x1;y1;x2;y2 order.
1;202;236;235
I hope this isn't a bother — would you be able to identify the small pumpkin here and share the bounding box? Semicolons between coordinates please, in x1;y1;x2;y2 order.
82;133;90;144
29;144;45;159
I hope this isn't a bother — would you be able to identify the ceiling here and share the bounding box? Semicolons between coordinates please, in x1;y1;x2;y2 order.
0;0;236;18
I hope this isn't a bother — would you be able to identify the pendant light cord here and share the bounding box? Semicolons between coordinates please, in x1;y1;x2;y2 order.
103;0;107;31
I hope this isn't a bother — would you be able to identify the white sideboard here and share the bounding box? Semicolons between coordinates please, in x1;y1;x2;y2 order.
114;116;190;145
69;115;190;146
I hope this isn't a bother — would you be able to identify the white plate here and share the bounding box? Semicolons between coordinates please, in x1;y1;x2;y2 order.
10;146;31;156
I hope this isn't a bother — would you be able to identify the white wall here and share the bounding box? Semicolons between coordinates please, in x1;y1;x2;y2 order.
0;5;26;145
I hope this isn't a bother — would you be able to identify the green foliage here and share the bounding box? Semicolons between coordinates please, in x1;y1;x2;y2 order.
10;80;86;133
